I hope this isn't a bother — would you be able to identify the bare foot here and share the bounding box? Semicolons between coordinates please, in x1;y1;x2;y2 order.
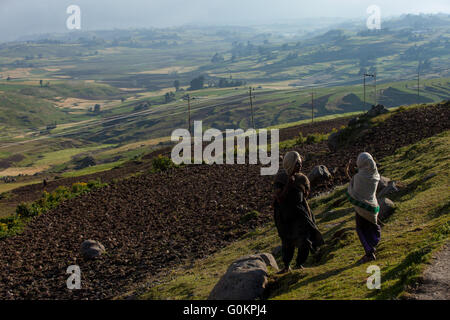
277;267;292;274
357;253;376;264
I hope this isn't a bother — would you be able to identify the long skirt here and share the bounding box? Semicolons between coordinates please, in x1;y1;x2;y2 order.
355;212;381;255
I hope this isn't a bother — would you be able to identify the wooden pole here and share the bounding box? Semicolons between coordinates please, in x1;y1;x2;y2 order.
311;91;314;123
374;73;377;105
187;95;191;135
363;75;366;109
417;62;420;103
249;87;255;129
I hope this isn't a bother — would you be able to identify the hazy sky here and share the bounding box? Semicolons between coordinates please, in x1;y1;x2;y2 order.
1;0;449;42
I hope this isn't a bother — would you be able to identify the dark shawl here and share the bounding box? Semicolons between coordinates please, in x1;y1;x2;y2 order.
274;170;325;250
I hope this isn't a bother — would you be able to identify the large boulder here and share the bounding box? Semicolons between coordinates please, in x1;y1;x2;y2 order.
367;104;389;117
81;240;105;260
208;253;278;300
348;117;359;126
327;131;340;152
308;165;332;189
378;198;396;220
376;176;391;194
378;180;399;199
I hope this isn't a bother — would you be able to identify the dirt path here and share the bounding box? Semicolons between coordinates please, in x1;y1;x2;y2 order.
412;242;450;300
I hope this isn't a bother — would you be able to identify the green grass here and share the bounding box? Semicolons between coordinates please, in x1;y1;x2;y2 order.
18;82;123;100
33;145;112;167
60;160;126;178
266;111;363;130
0;180;107;239
137;130;450;300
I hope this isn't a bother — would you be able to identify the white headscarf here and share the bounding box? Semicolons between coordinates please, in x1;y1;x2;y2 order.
283;151;302;176
347;152;380;223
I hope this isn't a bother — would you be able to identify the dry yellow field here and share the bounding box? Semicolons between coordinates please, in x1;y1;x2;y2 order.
0;166;48;177
0;68;32;79
54;98;122;110
133;65;198;75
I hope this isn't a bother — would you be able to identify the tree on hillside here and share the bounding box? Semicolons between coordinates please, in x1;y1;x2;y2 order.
173;80;180;91
165;92;176;103
39;80;43;87
211;53;224;63
189;76;204;91
94;104;101;113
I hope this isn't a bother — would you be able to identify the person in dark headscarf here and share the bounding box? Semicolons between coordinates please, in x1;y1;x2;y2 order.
273;151;325;273
346;152;381;264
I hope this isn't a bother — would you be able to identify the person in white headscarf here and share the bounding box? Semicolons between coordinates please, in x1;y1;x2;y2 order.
346;152;381;263
273;151;324;273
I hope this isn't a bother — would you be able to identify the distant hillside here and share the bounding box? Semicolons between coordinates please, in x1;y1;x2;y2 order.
0;92;72;130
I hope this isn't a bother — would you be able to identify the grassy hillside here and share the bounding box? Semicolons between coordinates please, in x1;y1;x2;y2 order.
0;91;73;132
138;130;449;300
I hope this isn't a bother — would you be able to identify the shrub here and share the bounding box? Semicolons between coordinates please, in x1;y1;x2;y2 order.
240;210;260;224
151;155;175;172
305;133;327;144
16;203;33;218
0;222;9;238
296;132;306;145
15;181;106;219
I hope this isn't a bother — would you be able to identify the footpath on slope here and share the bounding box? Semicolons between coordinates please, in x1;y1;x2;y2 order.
411;242;450;300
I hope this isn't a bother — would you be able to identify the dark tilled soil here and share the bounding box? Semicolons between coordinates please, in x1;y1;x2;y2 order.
0;102;449;299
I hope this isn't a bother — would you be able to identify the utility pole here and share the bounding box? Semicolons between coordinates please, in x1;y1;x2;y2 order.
249;87;255;130
187;94;191;135
364;73;375;107
363;75;366;108
311;91;314;123
417;61;420;103
373;72;377;106
374;73;377;105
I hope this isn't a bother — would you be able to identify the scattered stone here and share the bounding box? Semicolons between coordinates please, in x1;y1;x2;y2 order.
378;181;399;199
208;253;278;300
332;227;354;240
422;172;437;182
81;240;105;260
378;198;396;220
308;165;332;188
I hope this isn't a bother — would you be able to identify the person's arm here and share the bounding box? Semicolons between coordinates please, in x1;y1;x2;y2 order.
345;158;356;181
274;175;295;205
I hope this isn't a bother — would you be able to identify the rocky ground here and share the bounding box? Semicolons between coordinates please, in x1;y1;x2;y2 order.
0;102;448;299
